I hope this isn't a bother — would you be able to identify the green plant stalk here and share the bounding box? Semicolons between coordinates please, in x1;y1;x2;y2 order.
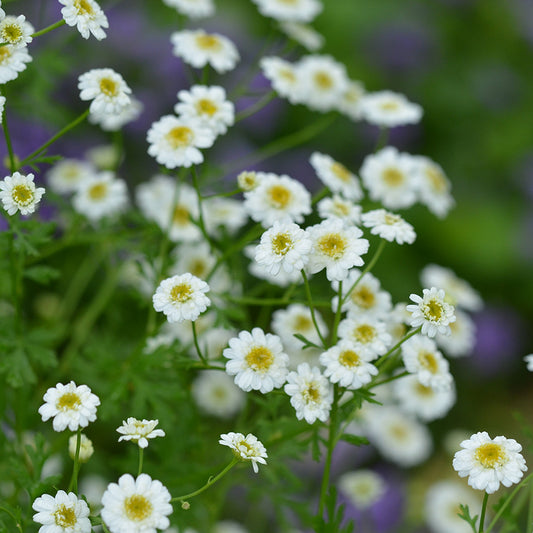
31;19;66;38
235;90;276;123
0;506;23;532
68;429;82;495
192;320;208;365
1;102;17;173
375;326;422;370
301;269;327;347
191;165;215;252
330;281;343;346
478;492;489;533
137;447;144;477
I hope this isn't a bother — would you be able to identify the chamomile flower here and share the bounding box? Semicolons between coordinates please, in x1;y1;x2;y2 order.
337;316;392;360
117;418;165;448
68;434;94;462
252;0;322;22
171;29;239;73
435;309;476;358
192;371;246;419
243;172;311;228
175;85;234;137
33;490;91;533
0;95;5;121
254;221;312;275
247;245;302;287
413;156;454;218
407;287;456;338
306;218;369;281
78;68;132;115
320;340;379;389
359;90;423;128
0;15;34;47
147;114;215;169
203;197;248;236
0;172;45;216
260;56;303;105
336;80;366;121
524;354;533;372
72;172;128;221
360;146;419;210
224;327;289;393
361;209;416;244
0;43;32;84
46;159;96;195
452;432;527;493
89;96;143;131
219;432;267;473
162;0;215;18
152;273;210;323
101;474;173;533
317;195;362;224
237;170;260;191
338;470;386;510
38;381;100;432
284;363;332;424
309;152;363;200
59;0;109;40
279;21;324;51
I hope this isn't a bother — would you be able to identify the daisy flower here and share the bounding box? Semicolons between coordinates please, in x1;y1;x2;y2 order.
117;418;165;448
413;155;454;218
336;80;366;121
192;371;246;419
524;354;533;372
203;197;248;236
0;44;32;84
359;90;423;128
361;209;416;244
38;381;100;432
33;490;91;533
89;96;143;131
452;432;527;493
171;29;239;73
78;68;132;115
152;273;210;323
0;95;5;122
237;170;260;192
317;195;362;224
338;470;386;510
309;152;363;200
59;0;109;40
435;309;476;358
0;15;34;47
68;434;94;462
223;327;289;393
306;218;369;282
219;432;267;473
407;287;456;338
147;114;215;169
252;0;322;22
101;473;173;533
0;172;45;216
284;363;332;424
279;21;324;51
162;0;215;18
175;85;234;137
254;221;312;275
46;159;96;195
260;56;304;105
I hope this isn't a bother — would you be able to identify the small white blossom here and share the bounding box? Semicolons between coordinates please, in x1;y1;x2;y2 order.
68;434;94;463
336;80;366;121
279;21;324;51
337;316;391;360
162;0;215;18
0;15;34;47
78;68;132;115
252;0;322;22
117;418;165;448
407;287;456;338
46;159;96;194
317;195;362;224
0;172;45;215
192;371;246;419
413;155;454;218
33;490;91;533
260;56;304;105
89;96;143;131
361;209;416;244
219;432;267;473
359;90;423;128
310;152;363;200
435;309;476;358
0;44;32;83
338;470;386;510
524;354;533;372
59;0;109;40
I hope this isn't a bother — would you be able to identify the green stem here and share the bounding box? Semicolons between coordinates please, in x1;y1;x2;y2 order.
191;165;215;251
235;91;276;123
137;447;144;477
19;109;90;169
68;430;82;495
1;101;17;173
375;127;389;152
192;320;207;365
478;492;489;533
0;506;23;532
527;477;533;533
31;19;66;38
301;270;327;348
203;188;241;199
375;326;422;369
330;281;343;346
171;458;239;503
369;370;409;389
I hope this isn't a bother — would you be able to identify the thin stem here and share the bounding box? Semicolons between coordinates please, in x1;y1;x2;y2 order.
527;478;533;533
191;165;215;251
235;91;276;123
68;430;82;495
223;295;330;307
1;102;16;173
171;457;239;503
31;19;66;38
330;281;343;346
301;270;327;348
375;127;389;152
478;492;489;533
0;506;23;532
375;326;422;369
137;447;144;477
192;320;207;365
203;188;241;199
369;370;409;389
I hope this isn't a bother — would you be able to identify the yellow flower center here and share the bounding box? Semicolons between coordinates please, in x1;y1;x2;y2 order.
54;504;77;528
424;298;444;322
384;213;401;225
339;349;360;368
474;442;507;469
88;183;107;200
271;232;293;255
317;232;347;259
332;199;350;216
418;350;438;373
415;382;434;397
279;68;297;82
165;126;193;149
354;324;375;344
330;162;351;182
124;494;153;522
57;392;81;411
99;77;119;97
173;205;190;226
11;184;34;206
238;171;257;190
170;283;193;303
267;184;292;208
1;24;23;44
245;345;274;372
390;423;408;440
303;383;320;403
293;314;312;332
75;0;95;15
380;100;400;111
382;168;405;186
0;46;11;63
314;71;333;90
189;259;207;278
195;34;222;50
196;98;218;116
279;0;298;4
351;286;376;309
426;165;447;192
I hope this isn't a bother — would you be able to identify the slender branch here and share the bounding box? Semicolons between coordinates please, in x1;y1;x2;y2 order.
137;447;144;477
235;91;276;123
192;320;208;365
301;269;327;347
68;430;82;495
375;326;421;369
478;492;489;533
31;19;66;38
1;101;17;173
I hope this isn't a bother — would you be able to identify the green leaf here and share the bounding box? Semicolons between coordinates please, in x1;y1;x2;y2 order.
339;433;369;447
23;265;60;285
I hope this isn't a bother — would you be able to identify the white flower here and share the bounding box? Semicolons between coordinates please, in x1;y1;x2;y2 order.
524;354;533;372
147;114;215;169
224;327;289;393
361;209;416;244
33;490;91;533
247;243;302;287
0;95;5;122
360;146;419;210
279;21;324;51
309;152;363;200
162;0;215;18
89;96;143;131
0;15;34;47
152;273;210;323
359;90;423;128
0;43;32;83
337;316;391;359
85;144;120;170
214;521;249;533
175;85;234;137
252;0;322;22
413;155;454;218
0;172;45;215
336;80;366;121
320;340;378;389
78;68;132;116
171;29;239;73
192;371;246;419
317;195;362;225
46;159;96;194
219;432;267;473
72;172;128;221
38;381;100;432
59;0;109;40
435;309;476;358
452;432;527;493
101;473;173;533
254;221;311;275
306;218;369;282
420;264;483;312
260;56;304;105
338;470;386;510
203;197;248;236
237;170;260;192
407;287;456;338
68;433;94;462
243;172;311;228
117;418;165;448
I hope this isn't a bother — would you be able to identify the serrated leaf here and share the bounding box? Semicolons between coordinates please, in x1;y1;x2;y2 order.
339;433;369;447
23;265;60;285
292;333;321;349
